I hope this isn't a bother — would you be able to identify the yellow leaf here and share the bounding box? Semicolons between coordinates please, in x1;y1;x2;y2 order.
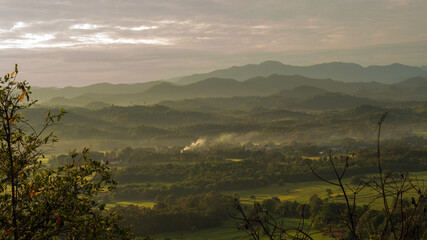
30;190;36;198
11;72;15;78
19;92;25;102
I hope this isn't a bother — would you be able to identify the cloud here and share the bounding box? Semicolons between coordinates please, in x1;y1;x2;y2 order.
69;23;100;30
1;1;424;52
0;22;30;33
11;22;30;30
0;33;62;49
69;33;170;46
0;20;171;49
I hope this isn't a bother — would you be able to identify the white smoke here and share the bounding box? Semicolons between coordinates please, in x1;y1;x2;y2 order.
214;132;260;144
180;138;206;153
180;132;267;153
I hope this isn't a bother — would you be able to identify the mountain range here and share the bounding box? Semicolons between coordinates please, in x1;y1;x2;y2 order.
32;61;427;108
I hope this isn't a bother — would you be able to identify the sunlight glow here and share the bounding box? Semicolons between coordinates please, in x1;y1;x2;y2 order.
70;24;100;30
0;31;170;49
70;33;170;45
11;22;30;30
115;25;158;31
0;33;75;49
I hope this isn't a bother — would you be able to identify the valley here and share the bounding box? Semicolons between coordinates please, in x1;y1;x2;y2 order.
10;61;427;239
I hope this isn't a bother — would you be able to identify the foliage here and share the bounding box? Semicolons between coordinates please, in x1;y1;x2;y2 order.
106;144;427;203
0;65;131;239
112;191;233;236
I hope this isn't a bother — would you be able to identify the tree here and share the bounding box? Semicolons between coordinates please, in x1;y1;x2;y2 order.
0;65;131;239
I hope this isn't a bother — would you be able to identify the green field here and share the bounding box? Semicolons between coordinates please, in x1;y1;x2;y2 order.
108;170;426;213
223;171;427;208
413;131;427;139
108;171;427;211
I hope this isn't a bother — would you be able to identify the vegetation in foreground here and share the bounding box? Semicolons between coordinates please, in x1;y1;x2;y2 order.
0;66;131;239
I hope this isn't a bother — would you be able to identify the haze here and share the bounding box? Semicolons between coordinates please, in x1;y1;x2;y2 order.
0;0;426;87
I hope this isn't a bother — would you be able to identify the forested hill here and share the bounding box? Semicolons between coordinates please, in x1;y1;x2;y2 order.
160;91;381;112
22;102;427;154
176;60;427;84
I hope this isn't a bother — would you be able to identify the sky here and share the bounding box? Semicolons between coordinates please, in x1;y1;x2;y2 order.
0;0;426;87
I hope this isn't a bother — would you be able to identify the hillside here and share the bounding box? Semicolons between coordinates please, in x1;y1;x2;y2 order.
160;89;382;112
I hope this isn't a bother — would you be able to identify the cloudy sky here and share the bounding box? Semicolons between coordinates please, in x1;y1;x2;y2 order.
0;0;426;87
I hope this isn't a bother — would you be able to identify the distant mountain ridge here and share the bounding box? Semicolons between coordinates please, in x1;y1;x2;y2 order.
32;81;163;102
32;61;427;107
177;61;427;84
41;74;427;108
41;75;363;106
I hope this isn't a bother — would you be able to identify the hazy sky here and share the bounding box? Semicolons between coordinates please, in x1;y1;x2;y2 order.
0;0;426;87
